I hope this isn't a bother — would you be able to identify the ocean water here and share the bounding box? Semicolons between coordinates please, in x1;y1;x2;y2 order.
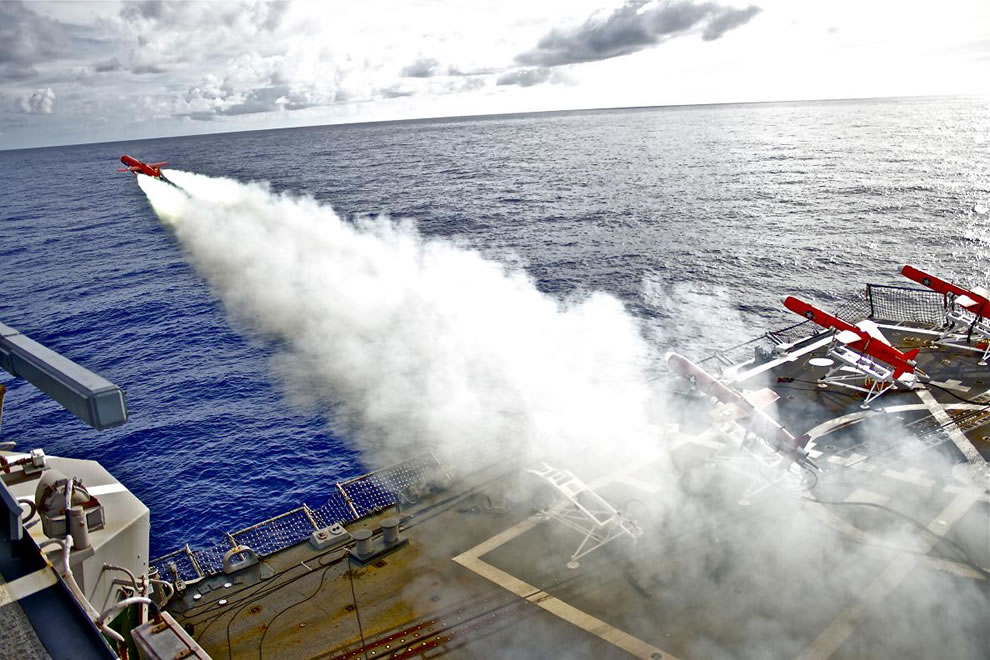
1;96;988;557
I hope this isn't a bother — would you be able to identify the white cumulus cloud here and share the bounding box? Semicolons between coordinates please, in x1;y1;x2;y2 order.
15;87;55;114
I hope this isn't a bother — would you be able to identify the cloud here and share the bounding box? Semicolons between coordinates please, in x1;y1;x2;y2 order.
701;4;761;41
496;67;560;87
120;0;289;34
0;1;72;80
402;57;441;78
380;84;415;99
101;1;350;120
516;0;762;67
176;52;336;121
108;0;291;75
15;88;56;114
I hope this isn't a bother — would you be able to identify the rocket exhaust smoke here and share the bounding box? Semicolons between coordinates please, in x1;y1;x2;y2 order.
138;171;667;471
135;172;989;659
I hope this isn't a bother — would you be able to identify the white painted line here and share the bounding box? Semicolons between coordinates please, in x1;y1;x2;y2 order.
874;324;943;337
943;484;990;504
881;467;935;489
808;493;984;581
670;432;724;451
0;568;59;608
87;483;128;496
928;379;971;393
730;335;834;384
846;488;890;506
826;453;875;472
797;491;979;660
919;556;987;581
803;403;986;455
614;475;664;494
915;387;987;466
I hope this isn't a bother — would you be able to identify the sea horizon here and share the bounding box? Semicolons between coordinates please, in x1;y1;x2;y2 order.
2;91;980;153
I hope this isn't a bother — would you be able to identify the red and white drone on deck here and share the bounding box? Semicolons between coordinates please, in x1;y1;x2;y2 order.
783;296;923;407
902;264;990;365
666;352;817;503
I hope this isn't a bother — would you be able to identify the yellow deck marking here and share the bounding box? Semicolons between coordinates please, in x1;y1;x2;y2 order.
454;459;676;659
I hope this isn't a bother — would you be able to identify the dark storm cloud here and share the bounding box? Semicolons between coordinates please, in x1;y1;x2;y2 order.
496;68;556;87
401;58;440;78
0;1;71;79
517;0;762;67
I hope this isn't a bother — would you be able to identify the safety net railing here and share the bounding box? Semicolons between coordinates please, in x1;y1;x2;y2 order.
861;283;945;326
150;451;442;583
696;284;945;375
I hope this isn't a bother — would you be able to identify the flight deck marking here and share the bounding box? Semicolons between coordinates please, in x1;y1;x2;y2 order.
454;459;676;660
796;490;979;660
729;335;834;384
825;453;875;472
614;474;664;494
803;403;985;454
808;491;985;582
943;484;990;504
874;323;943;337
927;379;971;393
915;387;987;467
670;430;724;451
845;488;890;506
880;467;935;488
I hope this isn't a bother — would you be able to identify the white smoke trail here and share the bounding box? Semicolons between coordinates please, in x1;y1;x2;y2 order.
138;171;668;472
137;172;989;656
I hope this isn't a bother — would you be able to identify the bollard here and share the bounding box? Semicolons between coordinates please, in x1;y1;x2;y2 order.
353;529;373;557
381;517;400;546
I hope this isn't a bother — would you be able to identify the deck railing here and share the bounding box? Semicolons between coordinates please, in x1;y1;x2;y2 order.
697;283;945;374
150;451;441;583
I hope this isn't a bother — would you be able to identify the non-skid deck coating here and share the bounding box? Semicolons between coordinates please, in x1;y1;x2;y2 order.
167;321;990;659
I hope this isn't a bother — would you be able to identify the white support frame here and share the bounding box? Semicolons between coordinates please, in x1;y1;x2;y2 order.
526;463;642;568
708;449;813;505
938;302;990;365
819;344;899;408
706;417;816;505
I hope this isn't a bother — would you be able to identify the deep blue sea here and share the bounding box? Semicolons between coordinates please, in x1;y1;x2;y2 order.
1;96;988;557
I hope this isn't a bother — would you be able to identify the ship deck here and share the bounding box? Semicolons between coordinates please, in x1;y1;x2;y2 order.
161;310;990;659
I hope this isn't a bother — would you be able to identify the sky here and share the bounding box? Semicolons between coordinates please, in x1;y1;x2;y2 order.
1;0;988;150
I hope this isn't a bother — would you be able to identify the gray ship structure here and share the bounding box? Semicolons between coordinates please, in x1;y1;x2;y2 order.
2;267;988;659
